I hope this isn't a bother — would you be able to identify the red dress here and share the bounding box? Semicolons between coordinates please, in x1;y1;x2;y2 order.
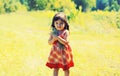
46;30;74;71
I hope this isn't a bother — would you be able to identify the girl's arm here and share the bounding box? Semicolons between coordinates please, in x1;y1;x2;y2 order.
57;36;69;45
48;36;54;45
53;30;69;45
48;33;57;45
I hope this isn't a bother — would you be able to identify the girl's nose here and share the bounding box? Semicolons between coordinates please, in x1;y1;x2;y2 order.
57;24;61;27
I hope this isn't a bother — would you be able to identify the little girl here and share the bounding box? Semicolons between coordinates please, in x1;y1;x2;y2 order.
46;12;74;76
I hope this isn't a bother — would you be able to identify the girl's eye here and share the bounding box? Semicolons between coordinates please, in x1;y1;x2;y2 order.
56;22;58;24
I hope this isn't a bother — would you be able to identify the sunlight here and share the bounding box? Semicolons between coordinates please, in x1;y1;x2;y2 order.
24;57;41;70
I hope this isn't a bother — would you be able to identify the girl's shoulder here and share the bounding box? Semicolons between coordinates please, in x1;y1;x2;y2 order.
62;30;69;36
63;29;69;34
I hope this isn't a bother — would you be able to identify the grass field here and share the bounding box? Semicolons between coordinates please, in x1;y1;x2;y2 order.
0;11;120;76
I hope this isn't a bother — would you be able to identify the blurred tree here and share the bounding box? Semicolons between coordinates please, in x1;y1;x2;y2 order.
3;0;18;13
72;0;96;12
27;0;47;10
20;0;28;5
0;0;5;14
96;0;109;10
108;0;112;6
116;13;120;28
0;0;26;13
46;0;77;20
97;0;120;11
47;0;76;11
27;0;36;10
36;0;47;10
109;0;120;11
73;0;87;11
117;0;120;4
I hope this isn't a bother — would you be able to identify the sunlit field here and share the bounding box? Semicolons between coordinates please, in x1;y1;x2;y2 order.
0;11;120;76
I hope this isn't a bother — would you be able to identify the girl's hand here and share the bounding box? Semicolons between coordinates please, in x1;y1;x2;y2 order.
48;32;57;45
52;34;58;41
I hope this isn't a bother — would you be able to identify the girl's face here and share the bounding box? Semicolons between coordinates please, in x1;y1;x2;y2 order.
54;19;65;31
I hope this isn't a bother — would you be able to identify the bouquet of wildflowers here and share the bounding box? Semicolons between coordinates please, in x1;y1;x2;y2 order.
52;28;64;49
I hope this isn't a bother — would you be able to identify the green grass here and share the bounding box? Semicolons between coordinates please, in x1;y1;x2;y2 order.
0;11;120;76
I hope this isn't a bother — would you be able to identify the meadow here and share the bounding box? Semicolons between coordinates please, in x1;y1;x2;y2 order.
0;11;120;76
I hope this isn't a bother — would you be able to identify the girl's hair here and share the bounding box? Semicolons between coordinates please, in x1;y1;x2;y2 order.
51;12;69;30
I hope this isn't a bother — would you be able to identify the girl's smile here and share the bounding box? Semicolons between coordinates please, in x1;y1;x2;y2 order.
54;20;65;31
